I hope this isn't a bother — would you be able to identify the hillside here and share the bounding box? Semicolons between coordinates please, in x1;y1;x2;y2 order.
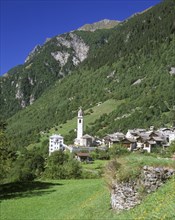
0;29;111;119
78;19;120;31
1;0;175;149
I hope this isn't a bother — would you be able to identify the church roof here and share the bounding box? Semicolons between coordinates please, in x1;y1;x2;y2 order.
82;134;93;139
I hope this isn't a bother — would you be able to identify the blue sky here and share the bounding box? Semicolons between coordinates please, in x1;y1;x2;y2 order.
0;0;161;75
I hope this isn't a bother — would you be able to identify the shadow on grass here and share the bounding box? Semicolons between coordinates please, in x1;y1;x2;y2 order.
0;181;63;200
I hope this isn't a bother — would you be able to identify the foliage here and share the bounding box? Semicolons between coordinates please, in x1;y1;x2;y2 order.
8;151;45;182
90;149;110;160
0;121;17;183
108;144;130;158
154;141;175;158
168;141;175;155
43;151;82;179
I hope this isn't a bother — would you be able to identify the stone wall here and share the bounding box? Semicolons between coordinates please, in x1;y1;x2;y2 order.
111;166;175;211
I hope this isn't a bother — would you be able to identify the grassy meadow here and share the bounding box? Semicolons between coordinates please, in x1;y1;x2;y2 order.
1;154;175;220
1;177;175;220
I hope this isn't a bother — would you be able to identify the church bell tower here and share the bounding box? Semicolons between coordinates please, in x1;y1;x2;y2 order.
77;107;83;140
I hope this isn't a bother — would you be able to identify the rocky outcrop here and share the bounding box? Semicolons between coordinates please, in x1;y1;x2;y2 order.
15;83;26;108
51;51;70;67
53;33;89;67
111;166;175;211
69;33;89;64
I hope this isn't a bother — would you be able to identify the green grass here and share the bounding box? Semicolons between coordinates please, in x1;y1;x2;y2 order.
82;160;109;177
82;160;108;170
1;154;175;220
1;177;175;220
48;99;124;137
1;179;107;220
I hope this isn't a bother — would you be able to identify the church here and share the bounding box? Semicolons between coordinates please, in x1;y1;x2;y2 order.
74;107;94;147
49;107;94;155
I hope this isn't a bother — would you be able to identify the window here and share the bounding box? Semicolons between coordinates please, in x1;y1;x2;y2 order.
79;119;81;123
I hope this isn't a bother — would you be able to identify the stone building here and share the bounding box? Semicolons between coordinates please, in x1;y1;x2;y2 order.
82;134;94;147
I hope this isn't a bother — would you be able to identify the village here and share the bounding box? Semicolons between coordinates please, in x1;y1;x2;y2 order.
49;108;175;161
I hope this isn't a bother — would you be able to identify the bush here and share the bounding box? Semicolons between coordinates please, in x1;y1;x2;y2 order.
43;151;82;179
8;152;45;182
90;149;110;160
109;144;130;158
9;163;36;182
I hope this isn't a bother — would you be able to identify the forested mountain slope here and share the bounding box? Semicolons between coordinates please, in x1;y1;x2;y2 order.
0;27;112;119
1;0;175;148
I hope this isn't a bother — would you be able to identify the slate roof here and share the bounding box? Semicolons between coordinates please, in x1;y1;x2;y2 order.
82;134;93;139
152;136;164;142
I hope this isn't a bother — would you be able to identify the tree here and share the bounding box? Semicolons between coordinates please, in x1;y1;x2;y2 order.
8;150;45;182
43;151;82;179
0;121;16;183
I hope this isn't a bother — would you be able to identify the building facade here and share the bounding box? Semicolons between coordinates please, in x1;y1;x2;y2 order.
49;134;64;155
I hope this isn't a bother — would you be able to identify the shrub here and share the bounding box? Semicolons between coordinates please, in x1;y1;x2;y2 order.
90;149;110;160
43;151;82;179
109;144;130;158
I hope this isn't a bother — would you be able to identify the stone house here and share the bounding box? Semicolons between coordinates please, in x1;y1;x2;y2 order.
120;138;137;151
104;132;125;148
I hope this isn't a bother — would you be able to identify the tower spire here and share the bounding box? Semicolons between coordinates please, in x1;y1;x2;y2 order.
77;107;83;140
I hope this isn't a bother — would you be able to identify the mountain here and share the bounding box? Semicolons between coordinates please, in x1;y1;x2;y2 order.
1;0;175;149
0;26;113;119
78;19;120;31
